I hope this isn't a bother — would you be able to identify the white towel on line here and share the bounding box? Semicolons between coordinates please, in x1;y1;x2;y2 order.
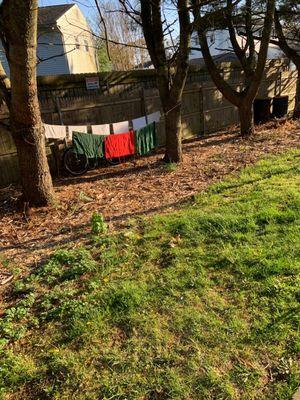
147;111;161;124
44;124;67;139
112;120;129;134
68;125;88;138
91;124;110;136
132;116;147;131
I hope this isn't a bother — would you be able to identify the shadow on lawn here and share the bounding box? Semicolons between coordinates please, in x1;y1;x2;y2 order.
0;196;194;257
1;158;296;263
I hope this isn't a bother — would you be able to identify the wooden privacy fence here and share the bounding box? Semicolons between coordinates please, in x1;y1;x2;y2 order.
0;60;297;187
40;83;204;145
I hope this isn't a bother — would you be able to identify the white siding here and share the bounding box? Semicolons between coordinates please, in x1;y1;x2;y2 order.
37;32;70;76
0;31;70;77
190;29;284;61
57;5;98;74
0;4;98;77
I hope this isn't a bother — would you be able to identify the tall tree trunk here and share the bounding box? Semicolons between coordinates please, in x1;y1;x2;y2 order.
11;126;53;206
138;0;191;164
5;0;54;206
163;100;183;163
239;101;254;137
293;68;300;119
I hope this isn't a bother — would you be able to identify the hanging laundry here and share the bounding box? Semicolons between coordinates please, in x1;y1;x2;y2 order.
132;116;147;131
68;125;87;138
134;122;157;156
91;124;110;136
44;124;66;139
73;131;106;158
105;132;135;159
112;120;129;134
148;111;161;124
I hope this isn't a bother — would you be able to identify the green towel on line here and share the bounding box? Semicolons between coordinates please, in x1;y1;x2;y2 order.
134;122;157;156
72;131;105;158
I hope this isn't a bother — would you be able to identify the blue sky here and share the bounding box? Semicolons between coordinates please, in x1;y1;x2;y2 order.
39;0;179;35
38;0;180;47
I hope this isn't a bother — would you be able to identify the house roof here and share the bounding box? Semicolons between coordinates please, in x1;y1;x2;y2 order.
38;4;74;26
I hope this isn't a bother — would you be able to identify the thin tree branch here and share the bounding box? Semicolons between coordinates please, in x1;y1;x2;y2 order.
61;16;148;50
37;48;77;64
226;0;248;71
192;0;242;106
94;0;111;61
274;9;300;66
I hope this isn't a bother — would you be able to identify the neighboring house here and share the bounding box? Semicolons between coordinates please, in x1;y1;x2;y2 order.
133;28;284;70
189;29;284;65
0;4;99;76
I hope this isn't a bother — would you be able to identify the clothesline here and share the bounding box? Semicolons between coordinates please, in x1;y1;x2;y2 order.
72;121;157;159
44;111;161;140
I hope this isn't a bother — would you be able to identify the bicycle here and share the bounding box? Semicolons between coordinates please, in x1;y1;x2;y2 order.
63;145;121;176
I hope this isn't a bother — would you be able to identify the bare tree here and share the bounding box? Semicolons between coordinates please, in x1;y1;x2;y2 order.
118;0;192;163
95;1;148;70
192;0;276;137
0;0;54;206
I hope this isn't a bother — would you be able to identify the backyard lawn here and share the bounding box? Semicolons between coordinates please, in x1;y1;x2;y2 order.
0;150;299;399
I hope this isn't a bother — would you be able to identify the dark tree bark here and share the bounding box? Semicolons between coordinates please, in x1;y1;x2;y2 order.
192;0;276;137
239;101;254;136
0;0;54;206
164;99;183;162
274;9;300;119
294;70;300;119
123;0;191;163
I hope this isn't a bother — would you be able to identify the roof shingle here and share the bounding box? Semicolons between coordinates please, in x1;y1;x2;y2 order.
38;4;74;26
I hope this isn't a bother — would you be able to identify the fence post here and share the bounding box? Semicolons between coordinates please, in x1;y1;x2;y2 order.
53;97;64;177
55;97;64;125
200;85;205;135
141;87;148;124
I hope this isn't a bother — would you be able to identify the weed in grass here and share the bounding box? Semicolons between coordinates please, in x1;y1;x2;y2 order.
90;212;107;235
164;162;178;172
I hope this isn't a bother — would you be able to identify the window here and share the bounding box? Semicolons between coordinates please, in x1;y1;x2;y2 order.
75;37;80;49
84;40;89;52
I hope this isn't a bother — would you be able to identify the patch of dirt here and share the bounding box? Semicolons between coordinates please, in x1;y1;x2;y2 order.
0;120;299;280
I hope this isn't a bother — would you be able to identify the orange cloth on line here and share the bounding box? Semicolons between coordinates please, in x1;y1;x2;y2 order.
104;132;135;158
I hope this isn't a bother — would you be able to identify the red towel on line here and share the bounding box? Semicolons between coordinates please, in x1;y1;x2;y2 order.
104;132;135;158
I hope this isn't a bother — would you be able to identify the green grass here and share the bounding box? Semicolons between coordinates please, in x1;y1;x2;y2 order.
0;150;299;400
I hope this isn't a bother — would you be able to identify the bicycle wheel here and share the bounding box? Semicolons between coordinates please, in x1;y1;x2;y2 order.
105;156;121;166
63;147;89;176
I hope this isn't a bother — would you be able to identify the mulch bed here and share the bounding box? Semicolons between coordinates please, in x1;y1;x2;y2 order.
0;120;299;280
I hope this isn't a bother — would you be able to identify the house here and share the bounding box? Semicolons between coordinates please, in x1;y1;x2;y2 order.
189;28;284;65
0;4;99;76
133;28;284;70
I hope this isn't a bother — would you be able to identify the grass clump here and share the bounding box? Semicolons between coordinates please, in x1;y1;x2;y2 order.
0;150;299;399
90;212;107;235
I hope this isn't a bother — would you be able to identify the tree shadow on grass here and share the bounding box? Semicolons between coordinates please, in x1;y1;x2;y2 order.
0;196;194;258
